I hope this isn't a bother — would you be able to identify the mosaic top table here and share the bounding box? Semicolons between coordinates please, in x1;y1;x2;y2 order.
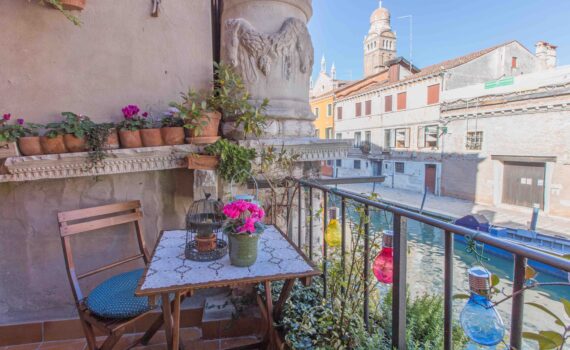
136;225;320;350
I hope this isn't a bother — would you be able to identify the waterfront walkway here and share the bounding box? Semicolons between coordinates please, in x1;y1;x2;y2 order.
338;183;570;239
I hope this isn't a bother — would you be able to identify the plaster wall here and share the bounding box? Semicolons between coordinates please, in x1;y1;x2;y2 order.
0;0;212;325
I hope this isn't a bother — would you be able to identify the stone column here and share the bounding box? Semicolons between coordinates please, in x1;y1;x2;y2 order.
221;0;315;139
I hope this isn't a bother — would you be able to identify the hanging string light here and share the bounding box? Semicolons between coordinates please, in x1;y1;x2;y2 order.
373;230;394;284
459;266;505;346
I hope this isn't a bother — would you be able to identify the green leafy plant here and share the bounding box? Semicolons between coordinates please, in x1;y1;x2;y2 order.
44;121;66;138
85;123;114;168
160;114;185;128
60;112;94;138
0;115;41;142
523;298;570;349
210;62;268;138
36;0;81;26
204;139;256;184
169;90;213;136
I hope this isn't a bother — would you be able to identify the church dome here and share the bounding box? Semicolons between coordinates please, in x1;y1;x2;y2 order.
370;6;390;24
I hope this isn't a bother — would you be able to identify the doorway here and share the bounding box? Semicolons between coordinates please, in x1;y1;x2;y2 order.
425;164;436;194
502;161;545;209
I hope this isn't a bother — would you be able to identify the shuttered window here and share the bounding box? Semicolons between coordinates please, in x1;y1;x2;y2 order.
427;84;440;105
385;95;393;112
365;100;372;115
337;106;343;120
397;92;407;110
355;102;362;117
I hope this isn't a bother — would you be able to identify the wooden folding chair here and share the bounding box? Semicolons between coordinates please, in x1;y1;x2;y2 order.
58;200;164;350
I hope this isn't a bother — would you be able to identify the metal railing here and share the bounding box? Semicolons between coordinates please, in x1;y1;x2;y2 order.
284;177;570;350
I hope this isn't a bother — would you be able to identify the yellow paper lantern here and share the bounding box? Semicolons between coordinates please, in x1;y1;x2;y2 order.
325;219;342;247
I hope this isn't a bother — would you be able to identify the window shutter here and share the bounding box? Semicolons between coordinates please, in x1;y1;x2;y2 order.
397;92;407;110
385;95;393;112
405;128;410;148
390;129;396;148
365;100;372;115
337;106;343;119
427;84;440;105
355;102;362;117
417;126;426;148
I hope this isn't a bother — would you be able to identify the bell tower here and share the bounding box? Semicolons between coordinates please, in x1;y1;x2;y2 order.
364;1;397;77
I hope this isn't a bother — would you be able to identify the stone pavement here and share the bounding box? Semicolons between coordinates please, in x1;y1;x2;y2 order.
338;183;570;239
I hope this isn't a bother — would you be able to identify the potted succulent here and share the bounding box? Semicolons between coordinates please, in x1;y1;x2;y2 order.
0;114;22;158
160;108;186;145
118;105;145;148
170;90;221;145
60;112;94;153
139;113;164;147
41;121;68;154
223;200;266;267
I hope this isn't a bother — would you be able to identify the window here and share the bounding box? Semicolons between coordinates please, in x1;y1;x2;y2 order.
365;100;372;115
512;57;518;69
327;104;332;116
336;133;342;139
365;131;371;143
466;131;483;150
418;125;439;148
384;129;393;148
395;162;405;173
315;107;319;117
355;102;362;117
385;95;393;112
326;160;333;166
315;129;320;138
336;159;342;167
395;128;410;148
354;132;362;148
325;127;333;139
427;84;440;105
354;160;361;169
337;106;343;120
397;92;407;110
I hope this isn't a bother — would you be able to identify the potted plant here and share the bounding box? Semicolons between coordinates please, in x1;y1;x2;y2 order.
186;153;219;171
223;200;266;267
170;90;221;145
140;113;164;147
14;120;43;156
203;139;256;183
0;114;22;158
118;105;145;148
85;122;118;168
60;112;94;153
160;109;186;145
41;121;68;154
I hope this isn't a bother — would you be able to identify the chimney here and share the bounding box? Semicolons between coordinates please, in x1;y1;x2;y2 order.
535;41;557;70
388;62;400;83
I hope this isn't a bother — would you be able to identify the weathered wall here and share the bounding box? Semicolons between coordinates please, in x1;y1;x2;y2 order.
0;0;212;325
0;0;213;122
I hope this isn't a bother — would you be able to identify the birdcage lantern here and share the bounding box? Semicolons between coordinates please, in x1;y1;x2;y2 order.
185;194;228;261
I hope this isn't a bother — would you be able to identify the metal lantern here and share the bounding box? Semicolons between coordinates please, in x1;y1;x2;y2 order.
185;194;228;261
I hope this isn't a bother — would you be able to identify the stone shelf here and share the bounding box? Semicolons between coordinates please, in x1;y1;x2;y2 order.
239;138;352;161
0;144;200;183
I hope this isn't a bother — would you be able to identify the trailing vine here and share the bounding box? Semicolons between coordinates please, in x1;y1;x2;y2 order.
204;139;256;184
85;123;113;169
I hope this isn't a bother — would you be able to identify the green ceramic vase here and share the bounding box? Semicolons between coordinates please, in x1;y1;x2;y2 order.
228;233;259;267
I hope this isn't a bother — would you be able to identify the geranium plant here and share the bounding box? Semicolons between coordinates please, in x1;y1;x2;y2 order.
118;105;151;131
0;114;27;142
223;200;265;235
60;112;94;138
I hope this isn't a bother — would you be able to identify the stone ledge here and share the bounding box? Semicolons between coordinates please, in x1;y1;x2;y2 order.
0;144;200;183
239;138;352;161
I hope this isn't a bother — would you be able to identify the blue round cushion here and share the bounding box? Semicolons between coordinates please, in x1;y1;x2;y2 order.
86;269;155;319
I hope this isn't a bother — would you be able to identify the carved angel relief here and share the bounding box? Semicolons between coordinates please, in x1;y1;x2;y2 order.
225;17;314;83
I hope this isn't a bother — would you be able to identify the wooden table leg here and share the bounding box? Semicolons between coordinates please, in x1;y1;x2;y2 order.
161;293;174;349
172;291;183;350
263;281;274;350
273;279;296;321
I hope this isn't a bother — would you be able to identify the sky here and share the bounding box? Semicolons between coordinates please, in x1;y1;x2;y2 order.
308;0;570;81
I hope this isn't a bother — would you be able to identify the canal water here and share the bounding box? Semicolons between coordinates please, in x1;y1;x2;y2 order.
344;205;569;349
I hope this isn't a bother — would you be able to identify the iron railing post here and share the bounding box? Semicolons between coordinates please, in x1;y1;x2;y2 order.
341;198;346;276
444;230;454;350
298;183;302;247
510;254;527;349
323;190;328;298
392;214;407;350
363;205;370;331
309;186;313;260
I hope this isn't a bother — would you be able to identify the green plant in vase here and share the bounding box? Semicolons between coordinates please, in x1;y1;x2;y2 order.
222;200;266;267
0;114;28;143
41;120;68;154
170;90;220;139
59;112;94;152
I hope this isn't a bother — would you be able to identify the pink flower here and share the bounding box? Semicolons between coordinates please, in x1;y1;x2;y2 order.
142;112;149;118
122;105;140;119
2;114;10;121
17;118;24;125
238;217;257;233
223;205;240;219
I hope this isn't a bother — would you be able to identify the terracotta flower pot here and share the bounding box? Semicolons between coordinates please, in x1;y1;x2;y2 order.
17;137;42;156
63;134;87;153
196;234;217;252
119;130;143;149
161;127;185;145
40;135;67;154
104;129;120;150
187;155;219;170
190;111;221;138
0;141;20;158
140;128;164;147
59;0;86;10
